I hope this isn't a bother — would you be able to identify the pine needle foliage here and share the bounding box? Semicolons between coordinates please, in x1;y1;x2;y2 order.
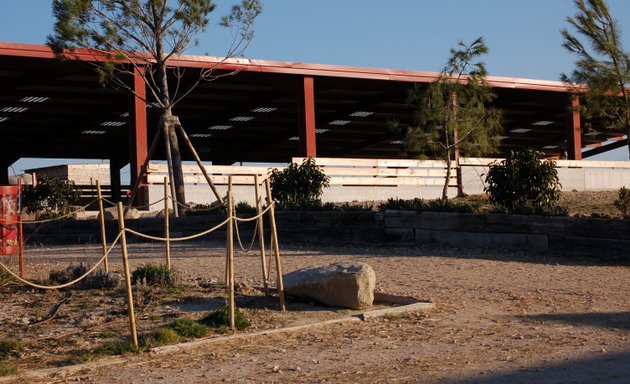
562;0;630;158
397;37;503;203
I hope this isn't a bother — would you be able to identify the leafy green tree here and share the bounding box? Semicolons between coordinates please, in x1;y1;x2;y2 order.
484;149;564;215
562;0;630;158
22;176;81;218
48;0;262;208
398;37;502;203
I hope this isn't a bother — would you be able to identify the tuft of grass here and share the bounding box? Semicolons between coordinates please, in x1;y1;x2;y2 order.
201;305;250;331
170;318;208;338
97;331;117;339
131;264;177;287
0;361;16;376
143;328;180;348
48;264;120;290
59;342;137;367
0;340;23;360
0;268;14;286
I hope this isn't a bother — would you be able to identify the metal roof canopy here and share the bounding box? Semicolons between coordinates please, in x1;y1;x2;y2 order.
0;42;625;182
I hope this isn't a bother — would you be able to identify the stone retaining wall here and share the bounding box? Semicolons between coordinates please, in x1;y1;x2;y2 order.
24;211;630;258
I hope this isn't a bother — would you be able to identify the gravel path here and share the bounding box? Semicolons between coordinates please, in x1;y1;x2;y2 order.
2;242;630;383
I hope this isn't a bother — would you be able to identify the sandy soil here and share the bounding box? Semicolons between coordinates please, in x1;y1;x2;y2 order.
1;240;629;383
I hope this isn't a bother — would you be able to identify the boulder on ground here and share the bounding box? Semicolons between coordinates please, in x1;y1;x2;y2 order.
99;206;140;220
283;262;375;309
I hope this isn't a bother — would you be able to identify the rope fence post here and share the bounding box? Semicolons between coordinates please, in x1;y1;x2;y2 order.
226;177;236;330
96;180;109;272
117;202;138;348
254;175;269;296
164;177;171;270
264;178;286;311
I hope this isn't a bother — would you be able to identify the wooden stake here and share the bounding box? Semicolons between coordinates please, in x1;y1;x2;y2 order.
164;177;171;271
226;179;236;330
117;202;138;348
264;178;286;311
175;124;224;207
254;175;269;296
96;180;109;272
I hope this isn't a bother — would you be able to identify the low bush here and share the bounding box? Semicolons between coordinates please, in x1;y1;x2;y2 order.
484;149;565;215
131;264;177;287
614;187;630;217
143;328;180;348
48;264;120;290
201;305;250;331
269;157;329;207
379;197;484;213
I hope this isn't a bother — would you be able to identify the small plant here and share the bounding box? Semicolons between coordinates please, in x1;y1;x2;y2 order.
22;175;80;219
614;187;630;217
0;340;23;360
269;157;330;207
131;264;177;287
170;318;209;338
143;328;180;348
201;305;250;331
379;198;425;211
484;149;565;215
0;268;14;286
0;361;16;376
235;201;257;214
48;264;120;290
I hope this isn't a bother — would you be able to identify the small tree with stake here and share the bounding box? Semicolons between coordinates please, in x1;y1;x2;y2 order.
562;0;630;158
396;37;502;203
48;0;262;211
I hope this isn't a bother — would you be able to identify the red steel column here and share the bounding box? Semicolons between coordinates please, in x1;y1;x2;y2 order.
567;94;582;160
128;67;148;207
298;76;317;158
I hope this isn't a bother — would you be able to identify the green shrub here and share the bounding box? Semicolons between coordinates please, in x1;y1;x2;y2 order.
269;157;330;207
201;305;250;331
22;175;80;218
0;341;22;360
235;201;257;214
131;264;177;287
170;318;208;338
379;198;425;211
143;328;180;348
0;268;14;286
484;149;565;215
48;264;120;290
614;187;630;217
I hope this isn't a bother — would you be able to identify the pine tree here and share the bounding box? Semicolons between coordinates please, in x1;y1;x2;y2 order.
400;37;502;202
48;0;262;209
562;0;630;158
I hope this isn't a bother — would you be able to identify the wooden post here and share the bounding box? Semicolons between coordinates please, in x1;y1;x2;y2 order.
254;175;269;295
226;178;236;330
264;178;286;311
164;177;171;270
117;202;138;348
18;212;23;277
96;180;109;272
225;176;234;284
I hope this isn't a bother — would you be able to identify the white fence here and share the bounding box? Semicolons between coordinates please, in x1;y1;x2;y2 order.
143;157;630;210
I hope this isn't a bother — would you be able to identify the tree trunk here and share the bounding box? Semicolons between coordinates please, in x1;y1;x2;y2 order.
442;149;451;204
161;115;186;208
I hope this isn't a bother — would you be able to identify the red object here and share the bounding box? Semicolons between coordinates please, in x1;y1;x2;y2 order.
568;95;583;160
128;66;148;207
0;185;20;256
299;76;317;157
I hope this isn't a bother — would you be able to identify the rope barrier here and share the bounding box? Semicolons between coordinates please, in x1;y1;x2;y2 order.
233;202;274;222
3;199;102;225
124;217;231;242
232;200;259;253
0;231;123;290
171;195;226;212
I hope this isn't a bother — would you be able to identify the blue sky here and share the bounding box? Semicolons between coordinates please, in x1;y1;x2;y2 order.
2;0;630;173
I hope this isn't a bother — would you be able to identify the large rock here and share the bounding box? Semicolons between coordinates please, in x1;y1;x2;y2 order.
283;263;375;309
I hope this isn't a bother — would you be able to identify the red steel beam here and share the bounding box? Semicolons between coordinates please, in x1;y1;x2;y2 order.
0;42;574;93
298;76;317;157
128;67;148;207
567;95;582;160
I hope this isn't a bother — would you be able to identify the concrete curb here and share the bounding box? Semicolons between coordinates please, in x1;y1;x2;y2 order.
0;297;434;383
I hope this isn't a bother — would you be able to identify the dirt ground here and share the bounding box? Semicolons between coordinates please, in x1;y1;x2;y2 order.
1;239;629;384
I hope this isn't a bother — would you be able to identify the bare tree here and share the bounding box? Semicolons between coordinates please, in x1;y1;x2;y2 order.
48;0;262;210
